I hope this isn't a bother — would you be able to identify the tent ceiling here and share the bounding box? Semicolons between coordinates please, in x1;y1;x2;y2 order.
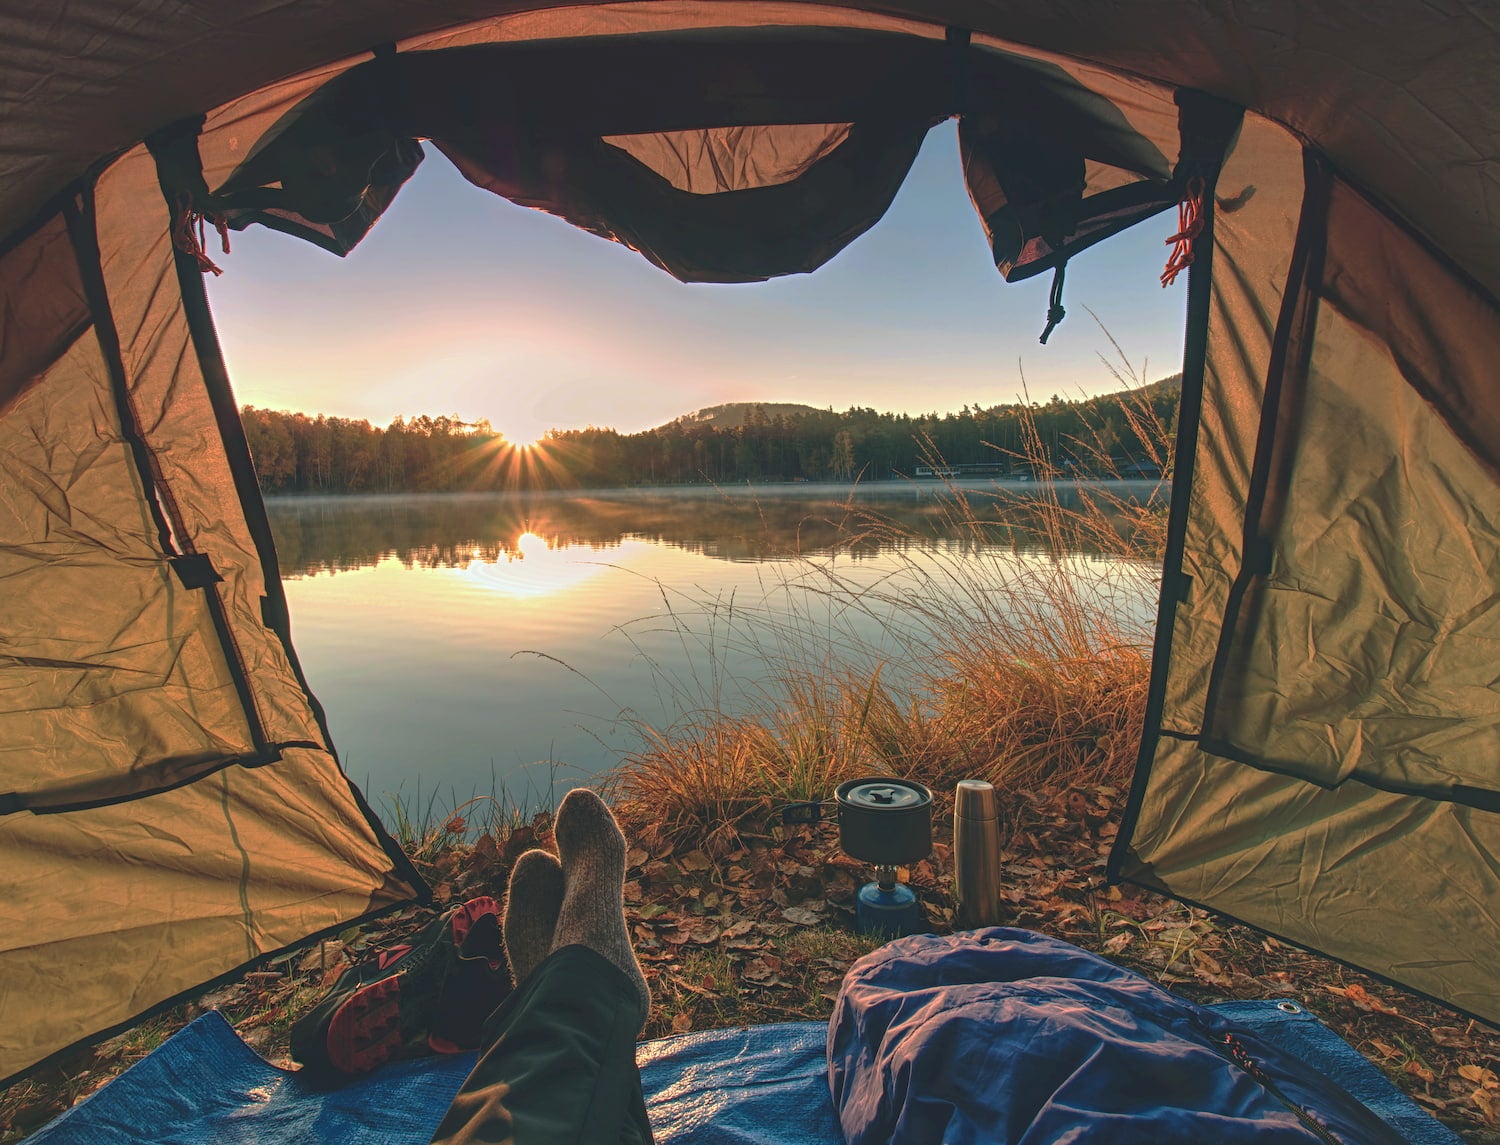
3;1;1498;297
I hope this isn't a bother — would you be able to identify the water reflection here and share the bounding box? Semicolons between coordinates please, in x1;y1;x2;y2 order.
269;481;1163;803
265;480;1166;577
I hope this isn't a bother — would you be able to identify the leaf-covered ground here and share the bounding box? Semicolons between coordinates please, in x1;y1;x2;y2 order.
4;789;1497;1142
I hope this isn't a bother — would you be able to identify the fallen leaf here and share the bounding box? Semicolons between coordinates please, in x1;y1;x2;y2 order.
679;851;713;872
626;847;649;870
671;1013;693;1034
1343;983;1400;1016
742;959;776;983
1430;1026;1474;1049
501;825;535;861
1369;1040;1399;1060
1190;949;1223;978
782;907;821;926
1404;1061;1435;1084
1474;1088;1497;1124
1459;1064;1499;1088
1102;933;1133;956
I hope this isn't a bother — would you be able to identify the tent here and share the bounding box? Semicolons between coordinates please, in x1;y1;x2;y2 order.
2;0;1496;1084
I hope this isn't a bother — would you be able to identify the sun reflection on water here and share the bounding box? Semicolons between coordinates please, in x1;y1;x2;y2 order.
458;530;611;599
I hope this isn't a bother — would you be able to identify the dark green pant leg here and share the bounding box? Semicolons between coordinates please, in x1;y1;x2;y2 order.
430;944;653;1145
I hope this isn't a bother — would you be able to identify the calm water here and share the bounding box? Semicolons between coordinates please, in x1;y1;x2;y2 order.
266;481;1161;816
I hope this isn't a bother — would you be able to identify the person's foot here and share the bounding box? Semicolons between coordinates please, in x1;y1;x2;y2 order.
504;848;564;985
551;788;651;1020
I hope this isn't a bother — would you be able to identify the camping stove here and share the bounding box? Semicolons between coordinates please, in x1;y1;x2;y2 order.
835;777;932;937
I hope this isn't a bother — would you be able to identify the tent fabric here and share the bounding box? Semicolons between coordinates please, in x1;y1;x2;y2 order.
0;138;422;1083
0;751;413;1080
1110;107;1500;1024
27;1004;1464;1145
0;213;89;415
0;193;262;812
2;0;1499;1084
4;1;1500;295
604;123;857;194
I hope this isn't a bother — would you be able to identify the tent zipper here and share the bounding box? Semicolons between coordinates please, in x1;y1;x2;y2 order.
1214;1032;1343;1144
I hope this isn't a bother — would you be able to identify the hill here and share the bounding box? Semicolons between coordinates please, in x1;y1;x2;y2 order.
665;379;1181;434
664;401;825;430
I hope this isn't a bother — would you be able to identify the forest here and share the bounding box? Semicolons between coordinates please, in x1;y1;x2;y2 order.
241;378;1179;495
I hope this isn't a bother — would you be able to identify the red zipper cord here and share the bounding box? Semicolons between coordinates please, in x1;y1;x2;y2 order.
1161;174;1206;288
1218;1032;1343;1145
171;193;230;276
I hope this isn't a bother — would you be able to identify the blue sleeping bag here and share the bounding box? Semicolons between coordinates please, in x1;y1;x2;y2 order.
829;929;1407;1145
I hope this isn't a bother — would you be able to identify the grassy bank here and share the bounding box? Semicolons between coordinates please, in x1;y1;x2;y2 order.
610;391;1166;850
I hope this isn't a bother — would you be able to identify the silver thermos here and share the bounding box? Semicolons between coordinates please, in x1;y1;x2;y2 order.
954;779;1003;928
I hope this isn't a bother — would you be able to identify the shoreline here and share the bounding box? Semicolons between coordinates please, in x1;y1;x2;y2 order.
261;476;1169;505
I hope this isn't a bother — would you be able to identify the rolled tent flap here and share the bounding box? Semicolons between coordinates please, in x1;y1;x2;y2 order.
203;28;1182;283
958;42;1177;282
0;144;423;1084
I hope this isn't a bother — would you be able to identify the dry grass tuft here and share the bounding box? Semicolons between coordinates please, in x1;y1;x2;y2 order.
610;384;1169;847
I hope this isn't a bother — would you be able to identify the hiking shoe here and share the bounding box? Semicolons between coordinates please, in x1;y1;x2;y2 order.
291;896;511;1079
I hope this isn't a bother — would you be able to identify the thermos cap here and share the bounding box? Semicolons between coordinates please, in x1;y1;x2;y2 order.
955;779;999;820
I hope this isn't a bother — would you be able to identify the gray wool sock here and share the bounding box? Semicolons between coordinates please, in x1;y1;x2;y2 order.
503;848;565;986
551;788;651;1021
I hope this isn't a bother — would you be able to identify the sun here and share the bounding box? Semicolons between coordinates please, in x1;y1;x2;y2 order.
489;417;549;451
466;427;575;490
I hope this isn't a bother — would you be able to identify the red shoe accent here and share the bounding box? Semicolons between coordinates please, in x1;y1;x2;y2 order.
426;1032;466;1055
326;976;404;1075
375;944;412;972
448;896;500;947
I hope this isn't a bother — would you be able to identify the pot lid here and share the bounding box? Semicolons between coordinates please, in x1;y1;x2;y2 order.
838;778;931;811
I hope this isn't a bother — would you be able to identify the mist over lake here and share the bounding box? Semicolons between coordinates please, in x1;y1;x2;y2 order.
266;480;1162;818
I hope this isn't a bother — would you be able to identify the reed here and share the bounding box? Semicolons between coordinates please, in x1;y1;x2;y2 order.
609;379;1168;849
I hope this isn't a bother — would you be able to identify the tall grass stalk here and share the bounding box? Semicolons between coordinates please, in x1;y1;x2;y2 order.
608;375;1169;849
380;760;563;862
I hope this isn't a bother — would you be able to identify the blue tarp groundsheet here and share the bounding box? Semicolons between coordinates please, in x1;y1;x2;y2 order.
32;1000;1460;1144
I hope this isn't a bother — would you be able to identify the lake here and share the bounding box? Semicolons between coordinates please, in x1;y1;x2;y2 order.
265;481;1162;819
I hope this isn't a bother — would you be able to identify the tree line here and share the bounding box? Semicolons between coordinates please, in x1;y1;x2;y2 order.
241;378;1179;495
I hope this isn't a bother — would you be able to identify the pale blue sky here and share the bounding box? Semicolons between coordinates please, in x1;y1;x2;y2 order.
207;120;1186;444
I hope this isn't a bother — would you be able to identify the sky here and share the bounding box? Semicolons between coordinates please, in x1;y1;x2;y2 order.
206;120;1188;444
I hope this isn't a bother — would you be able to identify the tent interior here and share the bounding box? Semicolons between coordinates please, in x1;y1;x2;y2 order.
2;0;1498;1087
